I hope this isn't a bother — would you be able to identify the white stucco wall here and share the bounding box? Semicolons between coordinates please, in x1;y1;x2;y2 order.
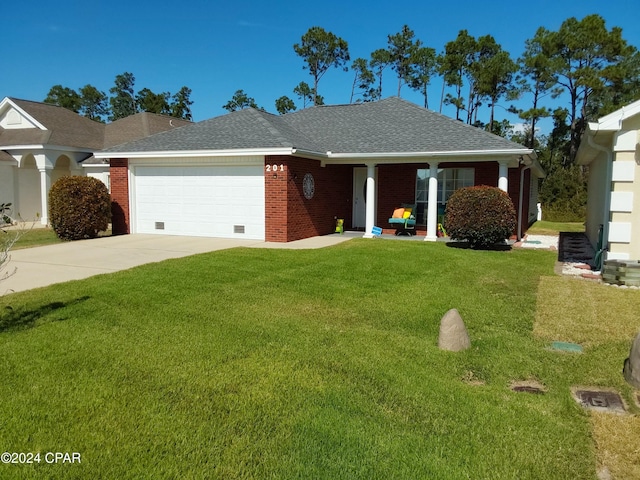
585;151;609;250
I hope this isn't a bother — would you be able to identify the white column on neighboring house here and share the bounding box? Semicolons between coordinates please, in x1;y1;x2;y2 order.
363;162;376;238
424;161;439;242
38;167;52;225
498;160;509;192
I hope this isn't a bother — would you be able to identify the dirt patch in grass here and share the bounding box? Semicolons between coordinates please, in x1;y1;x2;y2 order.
510;379;547;394
534;276;640;347
591;412;640;479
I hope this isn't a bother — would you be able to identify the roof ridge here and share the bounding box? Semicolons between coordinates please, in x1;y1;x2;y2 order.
250;109;295;147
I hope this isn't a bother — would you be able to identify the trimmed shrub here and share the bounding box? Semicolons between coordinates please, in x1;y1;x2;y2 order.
444;185;516;249
49;176;111;241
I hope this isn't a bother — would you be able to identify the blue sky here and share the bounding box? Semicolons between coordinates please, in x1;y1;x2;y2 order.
2;0;638;132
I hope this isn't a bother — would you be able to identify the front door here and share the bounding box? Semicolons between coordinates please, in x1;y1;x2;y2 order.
352;167;376;229
352;167;366;228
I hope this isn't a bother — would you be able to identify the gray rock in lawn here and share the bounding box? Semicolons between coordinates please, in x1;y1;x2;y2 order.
438;308;471;352
623;332;640;389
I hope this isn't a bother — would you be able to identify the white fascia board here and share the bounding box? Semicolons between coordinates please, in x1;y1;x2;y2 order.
597;99;640;130
81;163;109;168
326;148;532;158
322;149;532;164
94;147;295;159
2;144;94;154
0;98;47;130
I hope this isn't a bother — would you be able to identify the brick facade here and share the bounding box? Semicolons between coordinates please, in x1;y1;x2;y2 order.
109;158;130;235
264;155;352;242
109;156;530;242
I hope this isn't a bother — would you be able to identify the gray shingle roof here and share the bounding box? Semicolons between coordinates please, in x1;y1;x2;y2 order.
104;108;322;153
286;97;528;153
102;97;530;156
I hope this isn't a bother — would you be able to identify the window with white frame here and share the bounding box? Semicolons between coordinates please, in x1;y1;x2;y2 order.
415;168;474;225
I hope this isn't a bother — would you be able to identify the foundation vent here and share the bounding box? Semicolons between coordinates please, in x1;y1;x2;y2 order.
234;225;245;234
155;222;165;230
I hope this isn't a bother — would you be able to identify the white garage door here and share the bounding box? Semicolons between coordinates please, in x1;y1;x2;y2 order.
133;165;265;240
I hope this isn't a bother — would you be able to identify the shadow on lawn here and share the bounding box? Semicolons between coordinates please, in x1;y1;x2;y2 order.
0;296;90;332
446;241;512;251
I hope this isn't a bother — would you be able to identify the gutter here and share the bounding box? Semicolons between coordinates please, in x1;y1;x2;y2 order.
94;147;297;159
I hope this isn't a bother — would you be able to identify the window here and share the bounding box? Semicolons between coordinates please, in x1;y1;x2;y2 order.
415;168;474;225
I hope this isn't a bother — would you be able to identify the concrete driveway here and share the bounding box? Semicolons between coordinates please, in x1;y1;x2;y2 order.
1;233;354;295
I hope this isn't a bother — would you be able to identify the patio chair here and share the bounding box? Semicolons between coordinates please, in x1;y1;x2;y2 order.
388;203;416;236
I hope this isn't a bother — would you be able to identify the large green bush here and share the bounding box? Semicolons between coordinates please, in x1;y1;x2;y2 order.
444;185;517;248
49;176;111;241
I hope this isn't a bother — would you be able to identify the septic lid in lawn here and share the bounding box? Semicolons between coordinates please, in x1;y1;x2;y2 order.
551;341;583;353
572;388;626;414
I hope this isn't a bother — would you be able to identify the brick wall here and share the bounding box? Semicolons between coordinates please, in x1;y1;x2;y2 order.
264;156;352;242
109;158;130;235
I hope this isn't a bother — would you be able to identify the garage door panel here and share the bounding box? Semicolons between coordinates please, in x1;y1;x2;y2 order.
134;165;265;240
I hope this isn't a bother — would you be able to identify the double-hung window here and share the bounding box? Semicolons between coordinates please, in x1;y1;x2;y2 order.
415;168;474;225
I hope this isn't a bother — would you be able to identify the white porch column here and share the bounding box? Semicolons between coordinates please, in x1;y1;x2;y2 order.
498;160;509;192
38;167;52;225
424;162;439;242
363;162;376;238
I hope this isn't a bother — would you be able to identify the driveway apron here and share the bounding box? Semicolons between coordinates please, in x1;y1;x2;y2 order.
1;234;263;295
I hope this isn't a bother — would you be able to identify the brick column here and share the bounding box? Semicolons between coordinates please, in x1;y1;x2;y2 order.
110;159;130;235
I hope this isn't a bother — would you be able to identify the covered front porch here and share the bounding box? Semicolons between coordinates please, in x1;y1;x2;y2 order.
345;156;541;242
0;150;87;224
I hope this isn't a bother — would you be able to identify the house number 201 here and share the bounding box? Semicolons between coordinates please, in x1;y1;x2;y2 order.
265;164;284;172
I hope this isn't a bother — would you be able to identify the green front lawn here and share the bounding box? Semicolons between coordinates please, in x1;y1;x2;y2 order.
527;220;585;235
0;240;636;479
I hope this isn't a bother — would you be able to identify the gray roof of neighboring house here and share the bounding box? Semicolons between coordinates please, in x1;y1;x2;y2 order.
2;98;106;150
103;112;192;149
103;97;530;156
0;98;193;162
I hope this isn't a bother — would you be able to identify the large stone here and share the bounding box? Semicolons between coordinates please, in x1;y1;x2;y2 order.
438;308;471;352
623;332;640;389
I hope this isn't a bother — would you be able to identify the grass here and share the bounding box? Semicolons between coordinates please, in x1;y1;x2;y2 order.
10;228;61;249
527;220;585;235
534;276;640;479
5;227;112;250
0;239;636;479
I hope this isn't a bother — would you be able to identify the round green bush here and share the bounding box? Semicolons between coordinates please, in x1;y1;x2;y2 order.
48;176;111;241
444;185;516;248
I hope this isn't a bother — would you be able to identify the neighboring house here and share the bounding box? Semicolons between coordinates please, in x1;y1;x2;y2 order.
96;97;544;243
577;98;640;261
0;97;191;224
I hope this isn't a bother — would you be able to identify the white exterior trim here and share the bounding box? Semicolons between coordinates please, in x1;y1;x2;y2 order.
612;161;636;182
610;191;634;212
95;147;294;159
0;98;47;130
608;222;632;243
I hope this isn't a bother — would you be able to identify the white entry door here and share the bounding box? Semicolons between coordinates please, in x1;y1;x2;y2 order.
352;167;377;229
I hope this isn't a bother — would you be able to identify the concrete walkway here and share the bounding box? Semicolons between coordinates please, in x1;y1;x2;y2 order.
1;233;354;295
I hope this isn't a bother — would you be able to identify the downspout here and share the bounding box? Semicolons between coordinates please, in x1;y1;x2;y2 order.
517;159;532;241
587;128;613;266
